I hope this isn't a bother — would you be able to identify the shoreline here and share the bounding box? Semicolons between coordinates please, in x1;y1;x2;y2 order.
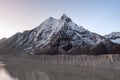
0;54;120;70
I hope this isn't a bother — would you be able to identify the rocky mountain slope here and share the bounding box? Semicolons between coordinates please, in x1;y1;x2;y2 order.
0;38;6;44
0;14;120;55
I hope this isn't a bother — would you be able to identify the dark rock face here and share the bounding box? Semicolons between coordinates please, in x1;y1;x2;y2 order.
109;44;120;54
0;15;120;55
89;42;108;55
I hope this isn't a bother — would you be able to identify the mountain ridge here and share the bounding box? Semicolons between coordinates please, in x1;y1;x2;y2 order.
0;14;120;55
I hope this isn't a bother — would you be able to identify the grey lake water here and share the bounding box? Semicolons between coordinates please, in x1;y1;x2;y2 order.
0;56;120;80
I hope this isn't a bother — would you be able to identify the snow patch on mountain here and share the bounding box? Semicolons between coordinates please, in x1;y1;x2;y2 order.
111;39;120;44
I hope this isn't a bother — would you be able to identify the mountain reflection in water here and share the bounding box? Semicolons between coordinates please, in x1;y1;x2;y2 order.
0;58;120;80
0;62;50;80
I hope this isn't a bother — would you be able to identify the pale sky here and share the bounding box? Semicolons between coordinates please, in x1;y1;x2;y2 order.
0;0;120;39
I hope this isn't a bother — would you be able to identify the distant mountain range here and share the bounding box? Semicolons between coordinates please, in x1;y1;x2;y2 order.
0;14;120;55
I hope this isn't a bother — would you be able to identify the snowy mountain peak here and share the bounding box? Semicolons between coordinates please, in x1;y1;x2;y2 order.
107;32;120;39
60;14;72;22
1;15;120;55
104;32;120;44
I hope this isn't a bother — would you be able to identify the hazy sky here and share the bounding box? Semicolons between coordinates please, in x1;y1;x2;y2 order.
0;0;120;39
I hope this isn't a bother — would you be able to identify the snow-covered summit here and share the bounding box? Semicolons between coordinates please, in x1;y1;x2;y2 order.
60;14;72;22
